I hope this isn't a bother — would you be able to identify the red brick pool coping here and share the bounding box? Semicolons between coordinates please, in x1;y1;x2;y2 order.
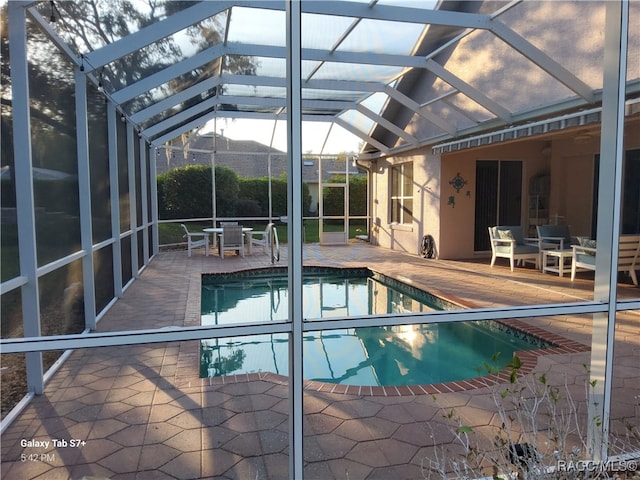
181;270;591;396
176;317;590;396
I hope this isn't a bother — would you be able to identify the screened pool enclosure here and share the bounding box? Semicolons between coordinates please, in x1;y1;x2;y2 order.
1;1;639;478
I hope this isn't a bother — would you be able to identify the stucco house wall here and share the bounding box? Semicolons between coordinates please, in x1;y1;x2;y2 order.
437;140;549;259
369;115;639;260
370;148;441;255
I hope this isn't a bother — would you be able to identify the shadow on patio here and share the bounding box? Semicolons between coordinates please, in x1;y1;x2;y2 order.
1;243;638;479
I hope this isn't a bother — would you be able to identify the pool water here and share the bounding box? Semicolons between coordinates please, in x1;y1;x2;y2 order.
200;269;550;386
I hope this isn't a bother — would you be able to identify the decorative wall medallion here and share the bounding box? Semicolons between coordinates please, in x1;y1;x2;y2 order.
449;172;467;193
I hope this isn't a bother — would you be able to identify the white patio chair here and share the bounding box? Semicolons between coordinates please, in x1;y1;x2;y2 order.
181;224;209;257
218;225;245;259
489;226;539;272
250;223;275;254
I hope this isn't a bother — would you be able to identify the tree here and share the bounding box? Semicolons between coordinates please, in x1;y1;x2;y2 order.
157;165;238;219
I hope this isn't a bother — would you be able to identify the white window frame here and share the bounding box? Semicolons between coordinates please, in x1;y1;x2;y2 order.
390;162;413;226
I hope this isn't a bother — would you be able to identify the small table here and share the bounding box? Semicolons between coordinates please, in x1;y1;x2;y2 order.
203;227;254;255
542;249;573;277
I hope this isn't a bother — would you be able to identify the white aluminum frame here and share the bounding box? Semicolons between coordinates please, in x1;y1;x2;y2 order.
2;1;638;476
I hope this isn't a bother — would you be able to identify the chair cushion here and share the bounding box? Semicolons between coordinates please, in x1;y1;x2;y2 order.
495;226;524;245
577;237;597;255
497;229;515;241
512;245;538;255
576;253;596;265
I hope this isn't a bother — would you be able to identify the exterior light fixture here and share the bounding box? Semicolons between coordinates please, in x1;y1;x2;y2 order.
49;1;56;22
120;113;126;123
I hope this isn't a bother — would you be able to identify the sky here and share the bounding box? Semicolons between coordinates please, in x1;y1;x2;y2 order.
202;118;363;154
189;1;439;154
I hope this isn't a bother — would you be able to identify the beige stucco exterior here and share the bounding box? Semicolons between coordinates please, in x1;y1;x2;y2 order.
370;117;640;260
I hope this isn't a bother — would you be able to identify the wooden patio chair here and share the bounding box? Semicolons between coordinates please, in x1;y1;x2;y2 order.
571;234;640;285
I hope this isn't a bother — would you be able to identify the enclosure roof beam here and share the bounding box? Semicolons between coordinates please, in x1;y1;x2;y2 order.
115;40;512;125
143;95;355;138
383;85;457;136
334;117;390;154
424;59;512;120
150;110;334;147
304;1;492;29
48;0;492;76
27;6;82;68
110;43;225;104
355;104;418;145
131;74;385;124
82;1;282;71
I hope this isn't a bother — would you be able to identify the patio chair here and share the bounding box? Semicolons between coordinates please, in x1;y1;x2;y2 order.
181;224;209;257
218;225;245;259
571;234;640;285
250;223;275;254
489;226;539;272
536;224;574;251
537;224;575;272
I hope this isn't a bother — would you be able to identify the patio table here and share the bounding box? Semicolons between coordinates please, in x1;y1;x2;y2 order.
203;227;254;255
542;249;573;277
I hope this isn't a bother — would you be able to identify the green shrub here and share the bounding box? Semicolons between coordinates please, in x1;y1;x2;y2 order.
158;167;314;220
157;165;238;219
323;174;367;217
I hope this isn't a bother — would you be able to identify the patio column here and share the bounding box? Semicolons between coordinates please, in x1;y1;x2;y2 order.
127;124;139;278
286;0;304;478
107;103;123;298
8;1;44;394
140;137;149;264
74;69;97;331
588;0;629;462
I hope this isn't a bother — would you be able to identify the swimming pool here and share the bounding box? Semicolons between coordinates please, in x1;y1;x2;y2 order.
200;268;551;386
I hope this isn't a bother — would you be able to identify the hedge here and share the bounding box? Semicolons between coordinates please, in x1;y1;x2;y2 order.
157;166;313;219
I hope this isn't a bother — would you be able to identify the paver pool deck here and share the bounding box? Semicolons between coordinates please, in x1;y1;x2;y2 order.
2;243;638;479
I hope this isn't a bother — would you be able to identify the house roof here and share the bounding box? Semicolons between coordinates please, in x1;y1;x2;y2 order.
158;133;362;182
27;0;639;157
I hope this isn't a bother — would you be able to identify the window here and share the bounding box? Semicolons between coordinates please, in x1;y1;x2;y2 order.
390;162;413;225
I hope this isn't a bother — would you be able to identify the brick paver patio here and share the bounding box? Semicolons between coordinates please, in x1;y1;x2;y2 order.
1;243;638;479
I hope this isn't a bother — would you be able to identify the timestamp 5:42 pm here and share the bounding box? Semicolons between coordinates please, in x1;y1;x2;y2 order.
21;453;56;462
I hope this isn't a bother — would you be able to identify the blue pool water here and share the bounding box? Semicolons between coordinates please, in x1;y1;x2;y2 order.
200;269;550;386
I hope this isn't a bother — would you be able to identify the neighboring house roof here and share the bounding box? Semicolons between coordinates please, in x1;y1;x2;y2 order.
157;133;363;183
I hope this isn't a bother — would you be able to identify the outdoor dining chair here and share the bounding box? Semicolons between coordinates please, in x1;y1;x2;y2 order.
180;224;209;257
218;225;245;259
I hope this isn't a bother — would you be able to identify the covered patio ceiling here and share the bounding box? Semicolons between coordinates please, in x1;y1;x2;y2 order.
28;0;639;156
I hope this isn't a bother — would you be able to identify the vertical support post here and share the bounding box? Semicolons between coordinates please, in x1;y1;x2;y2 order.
588;0;628;462
286;1;304;478
8;1;44;394
74;70;97;330
211;116;218;228
140;137;149;264
107;103;123;298
127;125;139;277
268;119;278;221
150;145;159;257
